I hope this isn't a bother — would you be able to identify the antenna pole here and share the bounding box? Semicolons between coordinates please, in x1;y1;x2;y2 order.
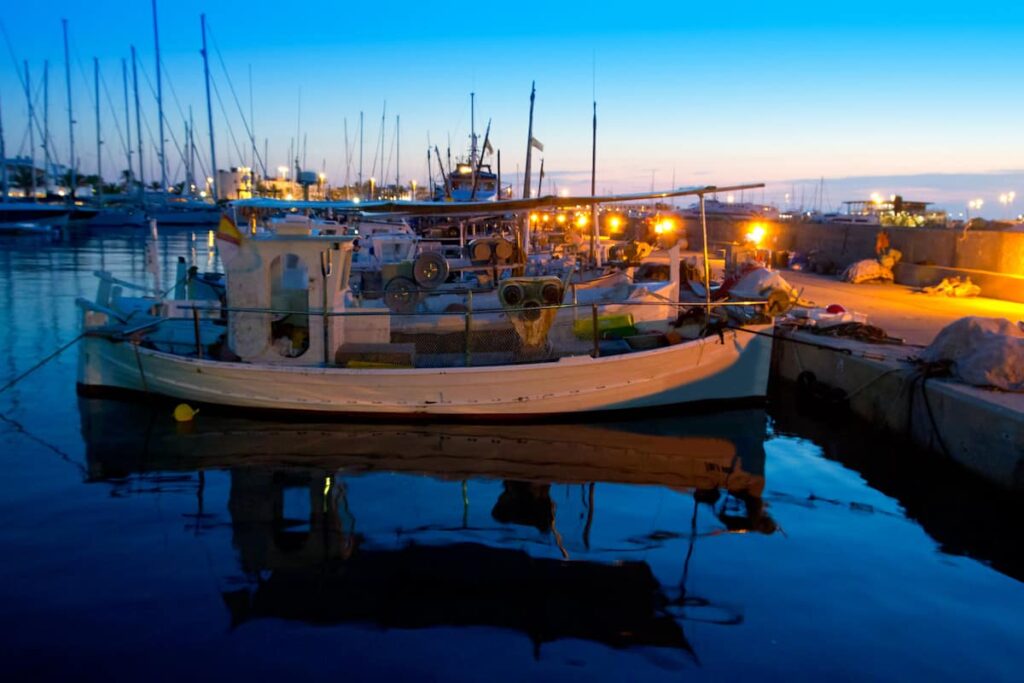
522;81;535;198
470;92;476;167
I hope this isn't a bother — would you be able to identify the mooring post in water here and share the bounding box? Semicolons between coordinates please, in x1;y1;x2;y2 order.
464;290;473;367
192;307;202;358
591;303;600;358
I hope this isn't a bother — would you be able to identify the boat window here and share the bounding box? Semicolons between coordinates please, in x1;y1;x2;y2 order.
269;253;310;358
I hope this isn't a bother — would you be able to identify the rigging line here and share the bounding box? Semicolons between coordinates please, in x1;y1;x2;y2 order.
370;104;384;180
157;57;190;139
384;120;395;187
206;22;265;175
98;68;129;161
137;62;187;181
210;75;245;167
0;20;27;91
2;23;68;178
0;333;84;395
0;412;88;477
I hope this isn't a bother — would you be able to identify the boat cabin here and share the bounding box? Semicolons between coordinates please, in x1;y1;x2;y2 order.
225;233;358;365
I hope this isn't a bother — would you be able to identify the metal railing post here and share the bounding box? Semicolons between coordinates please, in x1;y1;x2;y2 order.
464;290;473;367
591;303;599;358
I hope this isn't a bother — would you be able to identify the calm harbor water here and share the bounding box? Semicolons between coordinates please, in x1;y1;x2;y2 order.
0;228;1021;680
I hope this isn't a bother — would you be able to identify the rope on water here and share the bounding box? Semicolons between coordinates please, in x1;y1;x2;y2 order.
0;333;85;395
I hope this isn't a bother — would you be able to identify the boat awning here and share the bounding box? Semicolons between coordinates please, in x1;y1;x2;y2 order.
230;183;764;217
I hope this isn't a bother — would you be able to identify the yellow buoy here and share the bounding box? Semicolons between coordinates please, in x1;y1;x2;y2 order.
173;403;198;422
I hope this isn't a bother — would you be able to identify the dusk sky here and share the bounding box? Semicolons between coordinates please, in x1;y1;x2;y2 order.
1;1;1022;216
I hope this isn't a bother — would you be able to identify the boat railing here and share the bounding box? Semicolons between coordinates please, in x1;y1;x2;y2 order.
172;297;771;367
176;298;770;318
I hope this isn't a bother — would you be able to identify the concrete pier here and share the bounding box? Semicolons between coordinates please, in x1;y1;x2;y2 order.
769;272;1024;490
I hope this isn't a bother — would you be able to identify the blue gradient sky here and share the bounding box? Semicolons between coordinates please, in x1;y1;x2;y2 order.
1;1;1022;216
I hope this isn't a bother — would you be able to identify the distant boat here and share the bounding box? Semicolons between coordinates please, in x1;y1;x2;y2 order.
146;195;220;226
0;202;72;232
434;161;499;202
821;212;880;226
682;199;778;220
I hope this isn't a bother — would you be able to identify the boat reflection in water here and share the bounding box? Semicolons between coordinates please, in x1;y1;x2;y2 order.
79;398;775;659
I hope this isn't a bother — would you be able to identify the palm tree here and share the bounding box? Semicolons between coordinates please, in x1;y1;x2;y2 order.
12;167;36;197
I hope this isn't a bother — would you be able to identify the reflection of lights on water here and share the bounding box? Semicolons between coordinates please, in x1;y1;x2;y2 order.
207;230;214;248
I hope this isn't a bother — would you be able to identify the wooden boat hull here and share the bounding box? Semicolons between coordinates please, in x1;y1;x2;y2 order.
77;324;773;416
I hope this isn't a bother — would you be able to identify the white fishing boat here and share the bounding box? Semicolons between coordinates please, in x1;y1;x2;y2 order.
77;184;775;417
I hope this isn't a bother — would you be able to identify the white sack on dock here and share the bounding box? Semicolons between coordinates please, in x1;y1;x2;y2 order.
920;317;1024;392
729;268;796;300
840;259;894;284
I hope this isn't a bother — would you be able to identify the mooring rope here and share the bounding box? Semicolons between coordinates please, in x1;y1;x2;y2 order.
0;333;85;395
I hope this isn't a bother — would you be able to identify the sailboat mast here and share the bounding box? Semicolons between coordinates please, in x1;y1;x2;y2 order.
200;14;218;200
343;117;350;198
522;81;535;198
62;19;76;199
0;93;8;201
379;101;386;196
590;99;598;267
152;0;167;191
248;64;256;176
94;58;102;204
43;60;50;194
24;62;37;200
395;114;399;191
121;58;131;189
358;111;363;197
182;119;188;191
188;106;195;193
131;45;145;200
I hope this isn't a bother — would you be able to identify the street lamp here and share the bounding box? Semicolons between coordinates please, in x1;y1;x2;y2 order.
967;198;984;221
1000;191;1016;219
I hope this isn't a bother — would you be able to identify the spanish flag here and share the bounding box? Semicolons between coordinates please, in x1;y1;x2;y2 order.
217;212;243;245
216;212;243;263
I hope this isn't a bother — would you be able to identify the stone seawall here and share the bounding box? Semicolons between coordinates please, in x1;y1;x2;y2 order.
682;218;1024;278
